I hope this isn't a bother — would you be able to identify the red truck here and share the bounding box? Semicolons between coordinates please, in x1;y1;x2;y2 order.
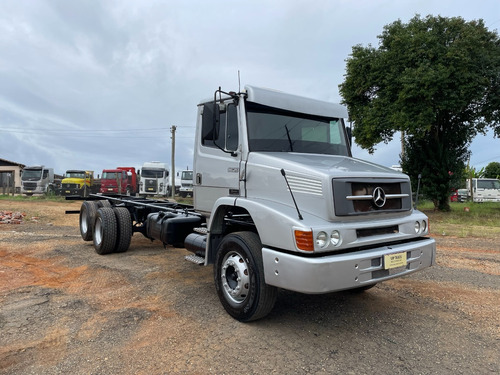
99;167;138;196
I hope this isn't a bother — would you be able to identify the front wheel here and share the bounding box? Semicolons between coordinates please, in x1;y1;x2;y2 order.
214;231;277;322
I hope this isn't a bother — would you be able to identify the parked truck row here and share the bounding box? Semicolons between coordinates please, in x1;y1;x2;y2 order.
22;163;193;199
71;85;437;322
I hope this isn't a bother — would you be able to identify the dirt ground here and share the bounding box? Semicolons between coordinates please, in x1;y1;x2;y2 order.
0;199;499;375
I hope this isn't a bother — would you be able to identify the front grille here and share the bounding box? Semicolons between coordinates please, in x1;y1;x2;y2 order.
333;178;411;216
62;183;79;189
357;225;399;238
145;179;157;192
23;182;37;190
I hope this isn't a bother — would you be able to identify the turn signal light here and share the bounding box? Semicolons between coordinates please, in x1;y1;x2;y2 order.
294;230;314;251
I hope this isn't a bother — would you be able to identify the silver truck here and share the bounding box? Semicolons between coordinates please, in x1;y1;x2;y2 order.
21;165;55;195
76;85;436;322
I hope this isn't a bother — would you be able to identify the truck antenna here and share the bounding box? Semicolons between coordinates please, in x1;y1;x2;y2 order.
414;173;422;209
280;169;303;220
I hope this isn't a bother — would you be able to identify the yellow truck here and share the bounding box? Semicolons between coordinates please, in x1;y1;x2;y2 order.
59;170;99;197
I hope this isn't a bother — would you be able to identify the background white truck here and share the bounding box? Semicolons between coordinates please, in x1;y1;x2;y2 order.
179;170;193;198
466;178;500;202
75;85;436;322
21;165;55;195
138;161;171;197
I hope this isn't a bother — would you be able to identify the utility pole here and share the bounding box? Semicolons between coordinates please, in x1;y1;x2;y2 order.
170;125;176;199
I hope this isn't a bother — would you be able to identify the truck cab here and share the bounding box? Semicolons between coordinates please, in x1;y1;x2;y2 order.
467;178;500;202
139;161;170;197
21;165;55;195
100;167;137;196
60;170;96;197
179;170;193;198
192;86;435;320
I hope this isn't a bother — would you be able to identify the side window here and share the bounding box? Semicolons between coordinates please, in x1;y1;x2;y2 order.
201;102;238;151
43;169;48;178
202;103;217;147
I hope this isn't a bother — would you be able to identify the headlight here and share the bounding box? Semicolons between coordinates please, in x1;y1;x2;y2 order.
414;221;421;234
330;230;341;246
316;232;328;248
421;220;427;233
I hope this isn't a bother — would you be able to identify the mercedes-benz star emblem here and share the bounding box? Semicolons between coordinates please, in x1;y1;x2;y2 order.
372;187;386;208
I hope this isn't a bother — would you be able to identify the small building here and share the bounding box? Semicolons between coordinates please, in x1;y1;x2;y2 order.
0;158;25;195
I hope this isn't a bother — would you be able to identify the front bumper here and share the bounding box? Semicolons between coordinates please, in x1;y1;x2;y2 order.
60;188;84;196
262;237;436;294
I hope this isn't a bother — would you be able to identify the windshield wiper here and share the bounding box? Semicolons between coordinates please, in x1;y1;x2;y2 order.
284;125;293;152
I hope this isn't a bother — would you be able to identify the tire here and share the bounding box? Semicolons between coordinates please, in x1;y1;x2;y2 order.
180;192;187;198
98;200;111;208
93;207;117;255
113;207;132;253
79;201;98;241
214;231;278;322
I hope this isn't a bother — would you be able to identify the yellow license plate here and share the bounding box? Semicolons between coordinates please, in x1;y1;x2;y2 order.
65;190;70;193
147;188;153;191
384;252;407;269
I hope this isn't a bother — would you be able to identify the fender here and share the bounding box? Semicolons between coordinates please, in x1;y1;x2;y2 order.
206;196;325;263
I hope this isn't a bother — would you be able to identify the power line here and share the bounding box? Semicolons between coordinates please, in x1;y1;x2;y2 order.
0;125;195;134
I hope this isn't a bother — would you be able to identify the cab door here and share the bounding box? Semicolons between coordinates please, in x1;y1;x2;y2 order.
194;101;241;213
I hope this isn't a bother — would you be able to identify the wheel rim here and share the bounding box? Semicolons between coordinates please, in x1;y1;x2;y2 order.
94;217;103;246
221;251;251;304
80;211;88;233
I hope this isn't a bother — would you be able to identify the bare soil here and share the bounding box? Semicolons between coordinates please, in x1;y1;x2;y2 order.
0;199;499;375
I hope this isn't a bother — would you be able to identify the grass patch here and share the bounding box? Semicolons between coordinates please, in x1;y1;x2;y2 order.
418;201;500;238
0;194;66;202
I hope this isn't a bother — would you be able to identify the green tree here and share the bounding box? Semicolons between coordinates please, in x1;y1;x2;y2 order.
339;15;500;211
484;161;500;178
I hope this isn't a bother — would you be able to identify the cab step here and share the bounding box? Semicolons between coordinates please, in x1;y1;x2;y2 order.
185;254;205;265
193;227;208;234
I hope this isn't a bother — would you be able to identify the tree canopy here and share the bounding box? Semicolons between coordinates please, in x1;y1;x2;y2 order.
484;161;500;178
339;15;500;210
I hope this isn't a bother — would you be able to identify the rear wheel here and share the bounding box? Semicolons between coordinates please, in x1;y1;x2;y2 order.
113;207;132;253
79;201;98;241
93;207;117;255
214;231;278;322
98;200;111;208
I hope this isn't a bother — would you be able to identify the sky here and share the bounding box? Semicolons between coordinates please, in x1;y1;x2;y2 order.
1;0;499;178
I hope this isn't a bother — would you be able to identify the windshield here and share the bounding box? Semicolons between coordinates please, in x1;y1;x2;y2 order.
142;168;165;178
245;102;349;156
22;169;42;180
181;171;193;180
66;172;86;178
477;179;500;189
102;172;120;180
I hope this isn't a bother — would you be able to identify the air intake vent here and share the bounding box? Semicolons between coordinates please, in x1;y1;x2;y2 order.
286;175;322;196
